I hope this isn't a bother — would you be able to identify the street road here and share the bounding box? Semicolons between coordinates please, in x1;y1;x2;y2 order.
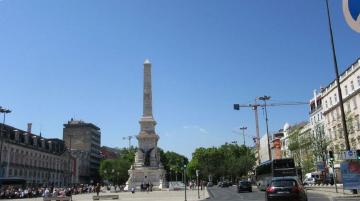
207;186;358;201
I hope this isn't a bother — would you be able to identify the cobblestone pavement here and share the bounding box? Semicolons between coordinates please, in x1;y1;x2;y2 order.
1;189;209;201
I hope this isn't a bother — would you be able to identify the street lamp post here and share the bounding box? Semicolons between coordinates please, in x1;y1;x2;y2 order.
324;0;350;150
170;167;173;182
239;127;247;146
117;172;119;186
184;165;187;201
196;170;200;199
112;169;115;185
104;170;107;186
258;96;272;161
0;107;11;176
64;135;73;201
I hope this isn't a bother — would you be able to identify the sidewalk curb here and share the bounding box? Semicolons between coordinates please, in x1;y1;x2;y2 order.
306;188;360;199
206;188;214;199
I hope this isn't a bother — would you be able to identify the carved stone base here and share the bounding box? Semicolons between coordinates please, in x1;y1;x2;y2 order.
124;167;166;191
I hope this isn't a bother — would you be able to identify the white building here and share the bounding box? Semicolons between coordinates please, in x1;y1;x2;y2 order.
0;123;77;186
280;123;291;158
321;58;360;158
259;133;272;163
309;89;325;135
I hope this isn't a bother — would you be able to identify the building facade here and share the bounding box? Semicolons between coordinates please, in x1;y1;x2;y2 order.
100;146;120;160
280;122;310;159
309;89;325;138
321;58;360;159
280;123;291;158
259;133;273;163
0;123;76;186
63;119;101;184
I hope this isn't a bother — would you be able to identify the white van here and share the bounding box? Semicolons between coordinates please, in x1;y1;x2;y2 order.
303;172;320;185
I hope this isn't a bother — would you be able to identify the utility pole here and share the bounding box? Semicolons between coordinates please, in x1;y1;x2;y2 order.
239;127;247;146
258;96;272;161
253;99;261;164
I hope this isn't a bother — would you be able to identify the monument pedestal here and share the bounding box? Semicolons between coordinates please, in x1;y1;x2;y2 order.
125;167;166;191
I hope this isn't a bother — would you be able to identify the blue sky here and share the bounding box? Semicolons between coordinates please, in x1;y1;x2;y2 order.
0;0;359;159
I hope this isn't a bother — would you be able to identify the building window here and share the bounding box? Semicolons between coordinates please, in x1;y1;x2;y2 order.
330;97;333;106
333;126;337;139
351;138;356;148
325;100;328;109
345;85;348;96
351;81;355;91
356;115;360;131
334;93;338;102
338;124;343;138
357;76;360;87
347;102;351;112
334;109;338;119
353;97;358;109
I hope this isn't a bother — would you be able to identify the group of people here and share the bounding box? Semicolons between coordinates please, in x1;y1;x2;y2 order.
139;182;153;192
188;180;206;190
0;184;99;199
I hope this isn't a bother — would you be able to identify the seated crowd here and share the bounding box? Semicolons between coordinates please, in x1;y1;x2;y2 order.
0;184;97;199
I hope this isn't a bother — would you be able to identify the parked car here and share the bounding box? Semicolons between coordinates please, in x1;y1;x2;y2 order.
302;177;315;186
219;181;230;187
237;180;252;192
207;181;214;187
266;177;308;201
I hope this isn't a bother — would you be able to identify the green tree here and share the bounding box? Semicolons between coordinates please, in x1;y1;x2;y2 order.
311;123;330;164
188;143;256;183
287;123;314;173
159;149;188;182
99;147;136;185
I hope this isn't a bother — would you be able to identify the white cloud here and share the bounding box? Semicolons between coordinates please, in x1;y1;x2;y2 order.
183;125;208;134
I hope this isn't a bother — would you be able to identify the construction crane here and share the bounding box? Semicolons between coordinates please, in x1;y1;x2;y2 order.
122;135;136;149
233;97;308;164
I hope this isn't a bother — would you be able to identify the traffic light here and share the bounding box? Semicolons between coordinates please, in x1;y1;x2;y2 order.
329;150;334;161
234;104;240;110
356;149;360;160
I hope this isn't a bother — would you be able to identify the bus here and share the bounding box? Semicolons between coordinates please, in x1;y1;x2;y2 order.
255;158;297;190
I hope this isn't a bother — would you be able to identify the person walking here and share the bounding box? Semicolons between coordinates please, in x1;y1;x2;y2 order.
95;183;100;196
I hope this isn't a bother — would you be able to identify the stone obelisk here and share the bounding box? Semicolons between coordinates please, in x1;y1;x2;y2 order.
125;59;166;190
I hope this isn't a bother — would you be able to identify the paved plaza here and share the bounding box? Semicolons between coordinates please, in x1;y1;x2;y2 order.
1;189;209;201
